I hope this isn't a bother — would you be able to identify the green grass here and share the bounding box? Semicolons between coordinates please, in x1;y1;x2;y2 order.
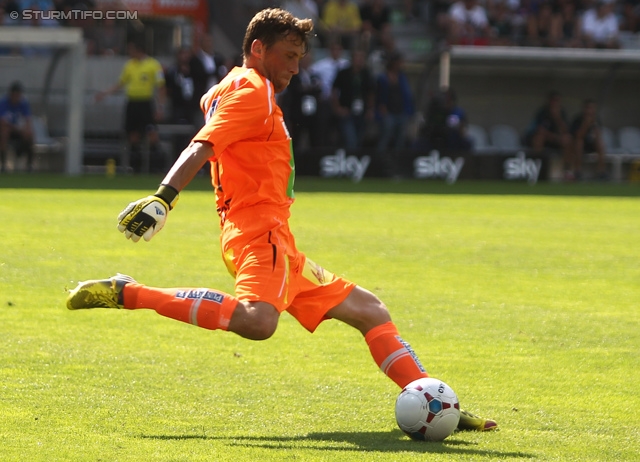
1;175;639;461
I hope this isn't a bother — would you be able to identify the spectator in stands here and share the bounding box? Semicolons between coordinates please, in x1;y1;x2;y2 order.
580;0;620;49
367;27;398;75
524;90;574;180
421;87;472;152
281;0;326;44
526;1;559;47
165;46;203;163
488;0;517;46
191;32;228;93
359;0;391;53
331;48;375;150
619;0;640;33
0;81;34;173
553;0;581;48
570;98;607;180
95;39;167;174
165;46;201;126
322;0;362;50
278;52;323;153
94;17;126;56
375;52;415;176
310;39;350;146
447;0;491;46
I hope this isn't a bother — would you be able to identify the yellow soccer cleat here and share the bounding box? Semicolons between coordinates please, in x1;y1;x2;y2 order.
457;409;498;432
66;274;136;310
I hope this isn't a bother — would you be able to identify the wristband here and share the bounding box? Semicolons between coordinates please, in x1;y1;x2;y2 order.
154;184;179;210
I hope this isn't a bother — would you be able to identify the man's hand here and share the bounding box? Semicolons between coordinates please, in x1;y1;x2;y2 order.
116;185;179;242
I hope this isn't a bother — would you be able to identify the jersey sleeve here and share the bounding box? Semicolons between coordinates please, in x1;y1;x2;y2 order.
192;79;271;160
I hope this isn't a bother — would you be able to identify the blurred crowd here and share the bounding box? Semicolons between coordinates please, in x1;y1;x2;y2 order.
435;0;639;49
2;0;637;177
1;0;637;55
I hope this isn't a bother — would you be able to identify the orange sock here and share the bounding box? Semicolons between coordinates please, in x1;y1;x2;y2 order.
122;284;238;331
365;321;428;388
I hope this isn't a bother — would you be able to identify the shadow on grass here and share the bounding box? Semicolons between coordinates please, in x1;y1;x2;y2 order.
2;173;639;197
141;430;536;458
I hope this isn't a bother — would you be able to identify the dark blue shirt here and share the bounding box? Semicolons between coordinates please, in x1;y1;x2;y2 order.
0;95;31;127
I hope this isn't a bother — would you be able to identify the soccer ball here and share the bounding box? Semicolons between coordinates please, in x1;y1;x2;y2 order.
395;377;460;441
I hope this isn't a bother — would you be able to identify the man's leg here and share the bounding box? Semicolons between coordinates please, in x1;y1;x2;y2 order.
327;286;427;389
327;285;497;431
66;275;280;340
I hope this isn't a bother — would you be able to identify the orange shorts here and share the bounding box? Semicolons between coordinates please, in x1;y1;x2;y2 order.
220;207;355;332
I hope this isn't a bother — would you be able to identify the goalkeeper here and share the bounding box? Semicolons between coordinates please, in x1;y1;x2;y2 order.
67;8;496;432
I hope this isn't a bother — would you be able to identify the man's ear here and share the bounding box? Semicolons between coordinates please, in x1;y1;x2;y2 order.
250;39;264;58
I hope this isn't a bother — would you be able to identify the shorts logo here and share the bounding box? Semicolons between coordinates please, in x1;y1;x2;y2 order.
176;290;224;303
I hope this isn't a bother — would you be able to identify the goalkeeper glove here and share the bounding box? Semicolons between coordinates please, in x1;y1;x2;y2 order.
117;184;179;242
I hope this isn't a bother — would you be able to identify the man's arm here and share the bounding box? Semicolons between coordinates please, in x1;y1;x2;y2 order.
162;140;214;192
95;82;124;102
116;140;215;242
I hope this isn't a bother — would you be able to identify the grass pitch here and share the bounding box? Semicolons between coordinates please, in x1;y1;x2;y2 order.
1;175;639;461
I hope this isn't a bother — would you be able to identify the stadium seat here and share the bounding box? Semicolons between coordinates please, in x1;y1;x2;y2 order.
618;126;640;153
490;124;522;151
32;116;64;170
467;124;491;153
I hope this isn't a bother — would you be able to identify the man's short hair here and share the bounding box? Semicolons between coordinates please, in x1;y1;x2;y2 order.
9;81;23;94
242;8;314;60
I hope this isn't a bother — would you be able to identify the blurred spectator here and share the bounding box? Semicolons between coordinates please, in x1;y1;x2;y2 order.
570;98;607;179
619;0;640;33
553;0;581;48
279;52;323;152
322;0;362;50
524;90;574;178
359;0;391;52
94;17;126;56
421;87;472;152
580;0;620;49
526;1;558;47
375;52;415;175
281;0;326;44
192;32;228;93
367;28;398;75
95;40;167;173
282;0;319;19
432;0;457;39
165;46;201;125
309;40;349;146
447;0;491;45
488;0;517;45
0;82;34;173
331;48;375;150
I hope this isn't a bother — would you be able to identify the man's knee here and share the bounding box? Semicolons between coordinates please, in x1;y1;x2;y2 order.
328;286;392;334
229;301;279;340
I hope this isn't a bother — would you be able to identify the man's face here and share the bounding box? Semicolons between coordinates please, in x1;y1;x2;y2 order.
9;90;21;105
258;36;304;93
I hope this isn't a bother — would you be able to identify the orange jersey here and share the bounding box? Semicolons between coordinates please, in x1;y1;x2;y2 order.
193;67;295;225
